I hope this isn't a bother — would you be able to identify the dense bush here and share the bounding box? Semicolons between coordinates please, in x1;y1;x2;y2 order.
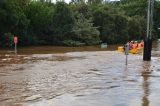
0;32;14;47
0;0;160;47
72;14;101;45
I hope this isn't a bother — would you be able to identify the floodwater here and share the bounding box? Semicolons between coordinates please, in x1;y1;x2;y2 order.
0;42;160;106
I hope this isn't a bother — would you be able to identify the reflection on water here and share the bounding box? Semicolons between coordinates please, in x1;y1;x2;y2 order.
0;41;159;55
0;44;119;55
0;42;160;106
141;62;151;106
155;41;160;51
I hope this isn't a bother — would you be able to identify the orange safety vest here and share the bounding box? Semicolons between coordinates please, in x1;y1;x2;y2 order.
141;42;144;47
132;44;136;49
138;43;142;48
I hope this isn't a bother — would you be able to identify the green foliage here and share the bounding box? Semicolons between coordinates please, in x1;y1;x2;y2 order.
127;16;146;40
101;14;129;44
92;5;128;43
52;2;75;44
63;40;85;46
72;14;101;45
0;32;14;47
120;0;147;16
25;1;54;45
71;3;92;19
0;0;29;46
120;0;159;40
0;0;160;47
154;1;160;38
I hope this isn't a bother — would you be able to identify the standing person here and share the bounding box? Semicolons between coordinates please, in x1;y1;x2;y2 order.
129;41;133;50
132;41;136;49
141;40;144;47
124;42;130;51
135;41;138;48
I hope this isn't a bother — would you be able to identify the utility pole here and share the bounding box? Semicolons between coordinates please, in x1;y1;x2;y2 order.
143;0;154;61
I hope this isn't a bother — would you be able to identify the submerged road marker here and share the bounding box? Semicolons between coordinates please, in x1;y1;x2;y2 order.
125;43;129;65
14;36;18;55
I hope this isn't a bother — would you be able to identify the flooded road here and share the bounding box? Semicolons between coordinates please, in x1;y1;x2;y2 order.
0;42;160;106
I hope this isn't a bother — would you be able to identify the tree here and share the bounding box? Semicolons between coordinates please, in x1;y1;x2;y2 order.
92;4;128;43
72;14;101;45
0;0;29;46
25;1;54;45
87;0;103;5
52;2;75;44
0;33;14;47
127;16;146;40
154;1;160;38
120;0;147;16
71;3;92;19
0;0;159;46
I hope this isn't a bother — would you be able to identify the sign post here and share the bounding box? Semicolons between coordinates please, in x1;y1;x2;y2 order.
14;36;18;55
125;43;129;65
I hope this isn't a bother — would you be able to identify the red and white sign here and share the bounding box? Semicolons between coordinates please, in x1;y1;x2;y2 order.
14;36;18;44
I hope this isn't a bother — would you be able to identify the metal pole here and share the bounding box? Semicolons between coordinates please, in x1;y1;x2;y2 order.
15;43;17;55
143;0;154;61
126;55;128;65
125;43;129;65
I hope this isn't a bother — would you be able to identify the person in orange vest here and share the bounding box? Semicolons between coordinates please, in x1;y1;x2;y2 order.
141;40;144;47
129;41;134;50
135;41;138;48
132;41;136;49
138;42;142;48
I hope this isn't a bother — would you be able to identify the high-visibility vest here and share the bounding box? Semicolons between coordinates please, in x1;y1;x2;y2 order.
141;42;144;47
132;44;136;49
129;43;133;49
138;43;142;48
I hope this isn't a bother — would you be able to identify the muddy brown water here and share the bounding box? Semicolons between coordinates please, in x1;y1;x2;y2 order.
0;42;160;106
